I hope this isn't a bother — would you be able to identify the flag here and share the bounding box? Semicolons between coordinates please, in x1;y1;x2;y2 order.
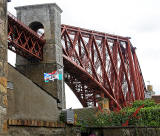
44;69;63;82
57;69;63;80
44;73;52;82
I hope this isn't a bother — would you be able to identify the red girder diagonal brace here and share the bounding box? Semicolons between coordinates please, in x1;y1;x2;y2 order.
61;24;146;109
8;12;45;61
7;12;145;109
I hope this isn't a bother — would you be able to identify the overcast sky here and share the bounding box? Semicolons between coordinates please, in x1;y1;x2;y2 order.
7;0;160;108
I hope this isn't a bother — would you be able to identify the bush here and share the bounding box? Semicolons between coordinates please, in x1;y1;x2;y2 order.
78;99;160;127
132;99;156;108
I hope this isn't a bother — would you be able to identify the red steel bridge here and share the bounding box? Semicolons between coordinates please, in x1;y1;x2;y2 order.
8;12;146;110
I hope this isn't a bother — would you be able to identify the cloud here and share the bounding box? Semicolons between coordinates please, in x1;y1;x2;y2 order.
130;14;160;33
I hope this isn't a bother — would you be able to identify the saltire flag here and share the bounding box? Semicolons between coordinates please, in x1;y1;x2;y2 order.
44;69;63;82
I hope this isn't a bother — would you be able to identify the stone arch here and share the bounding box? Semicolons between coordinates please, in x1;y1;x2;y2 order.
29;21;44;36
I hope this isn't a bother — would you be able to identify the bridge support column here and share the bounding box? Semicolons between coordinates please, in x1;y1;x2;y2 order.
0;0;8;135
98;98;109;112
15;3;65;109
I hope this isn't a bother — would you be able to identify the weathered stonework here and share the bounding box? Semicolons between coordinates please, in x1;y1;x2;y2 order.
8;126;82;136
0;0;7;135
8;127;66;136
15;3;65;109
2;95;7;107
8;119;65;128
7;64;60;122
100;127;160;136
0;83;7;93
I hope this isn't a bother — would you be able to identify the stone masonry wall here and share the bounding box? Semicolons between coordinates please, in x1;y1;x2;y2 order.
0;0;8;135
8;127;65;136
8;126;81;136
15;3;65;109
86;127;160;136
7;64;60;121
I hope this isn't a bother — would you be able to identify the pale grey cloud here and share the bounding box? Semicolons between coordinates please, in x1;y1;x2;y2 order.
130;15;160;33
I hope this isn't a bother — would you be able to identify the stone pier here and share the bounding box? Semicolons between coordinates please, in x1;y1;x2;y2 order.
15;3;65;109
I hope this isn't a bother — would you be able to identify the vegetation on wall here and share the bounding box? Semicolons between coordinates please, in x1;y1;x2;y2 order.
77;99;160;127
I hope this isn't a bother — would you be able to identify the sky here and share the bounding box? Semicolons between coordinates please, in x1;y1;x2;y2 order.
7;0;160;108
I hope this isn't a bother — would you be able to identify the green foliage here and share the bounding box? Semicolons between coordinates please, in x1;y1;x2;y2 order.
76;120;89;133
77;99;160;128
59;112;65;122
132;99;156;108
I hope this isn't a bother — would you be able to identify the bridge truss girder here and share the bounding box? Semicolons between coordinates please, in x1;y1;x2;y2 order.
61;24;145;109
8;12;45;61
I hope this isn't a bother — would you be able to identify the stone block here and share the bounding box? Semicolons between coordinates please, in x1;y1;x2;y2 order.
0;62;7;77
0;20;7;45
0;106;6;114
0;77;7;87
0;84;7;93
2;120;8;132
0;48;7;61
2;95;8;107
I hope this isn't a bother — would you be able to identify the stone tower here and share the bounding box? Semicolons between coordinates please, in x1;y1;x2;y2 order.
15;3;65;109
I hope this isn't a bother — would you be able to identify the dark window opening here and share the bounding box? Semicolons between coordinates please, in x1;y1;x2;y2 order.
29;21;44;37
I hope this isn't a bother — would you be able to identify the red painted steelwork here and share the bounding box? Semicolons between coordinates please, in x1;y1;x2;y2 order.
8;12;45;61
61;24;145;109
7;13;145;109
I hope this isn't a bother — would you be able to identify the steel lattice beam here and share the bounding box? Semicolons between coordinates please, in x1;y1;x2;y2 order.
61;24;146;109
8;12;45;61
